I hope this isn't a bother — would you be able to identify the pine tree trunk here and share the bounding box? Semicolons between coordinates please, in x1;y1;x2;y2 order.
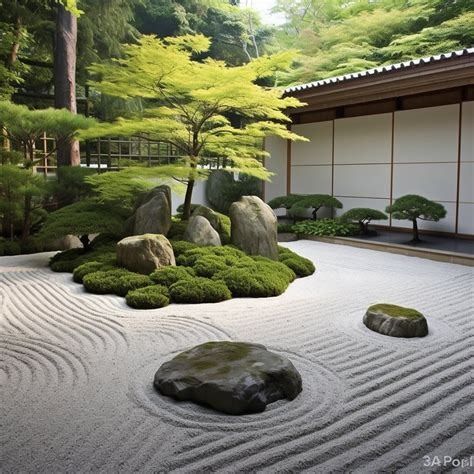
21;195;32;241
412;218;420;242
182;179;195;220
54;3;80;167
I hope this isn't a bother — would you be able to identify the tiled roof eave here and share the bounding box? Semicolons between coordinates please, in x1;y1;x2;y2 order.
284;48;474;95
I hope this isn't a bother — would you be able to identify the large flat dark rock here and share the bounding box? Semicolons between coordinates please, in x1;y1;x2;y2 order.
154;341;302;415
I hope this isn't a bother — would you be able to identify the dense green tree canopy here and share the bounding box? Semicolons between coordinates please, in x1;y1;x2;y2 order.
272;0;474;85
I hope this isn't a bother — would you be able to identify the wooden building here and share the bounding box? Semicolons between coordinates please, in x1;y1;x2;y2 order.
265;48;474;236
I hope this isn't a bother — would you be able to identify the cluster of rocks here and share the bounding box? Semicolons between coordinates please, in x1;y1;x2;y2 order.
115;182;279;274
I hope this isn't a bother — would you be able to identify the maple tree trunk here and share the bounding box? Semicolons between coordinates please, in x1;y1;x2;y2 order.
54;3;80;167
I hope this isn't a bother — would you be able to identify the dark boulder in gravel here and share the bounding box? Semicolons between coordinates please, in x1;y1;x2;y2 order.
364;303;428;338
154;341;302;415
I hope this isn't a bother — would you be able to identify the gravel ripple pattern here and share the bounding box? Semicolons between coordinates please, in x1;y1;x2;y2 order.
0;243;472;472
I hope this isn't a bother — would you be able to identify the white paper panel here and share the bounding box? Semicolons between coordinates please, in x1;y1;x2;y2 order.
291;165;332;195
394;104;459;163
292;122;333;166
461;101;474;163
334;113;392;164
393;163;457;202
334;164;391;198
264;136;287;202
459;161;474;203
335;197;390;223
458;203;474;235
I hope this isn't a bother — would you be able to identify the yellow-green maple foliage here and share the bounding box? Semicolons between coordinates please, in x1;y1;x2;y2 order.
83;34;307;218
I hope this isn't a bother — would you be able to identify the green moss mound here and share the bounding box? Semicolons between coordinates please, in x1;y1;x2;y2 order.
73;260;117;283
83;269;153;296
126;285;170;309
278;246;315;277
171;240;200;257
49;236;316;307
169;277;232;304
368;304;424;319
150;266;195;286
214;258;295;298
194;255;231;278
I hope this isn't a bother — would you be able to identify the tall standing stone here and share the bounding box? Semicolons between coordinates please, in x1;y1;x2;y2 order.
128;185;172;236
229;196;278;260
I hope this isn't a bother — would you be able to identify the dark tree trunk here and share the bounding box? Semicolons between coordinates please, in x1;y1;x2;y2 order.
54;4;80;167
79;234;90;250
182;179;195;220
412;218;420;242
21;195;32;241
358;221;366;234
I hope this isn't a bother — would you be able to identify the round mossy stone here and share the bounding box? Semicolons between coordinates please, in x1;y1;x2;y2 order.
154;341;302;415
363;304;428;338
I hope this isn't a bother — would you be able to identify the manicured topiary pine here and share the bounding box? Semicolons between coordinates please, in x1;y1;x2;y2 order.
268;194;342;221
40;199;125;249
386;195;446;242
341;208;387;234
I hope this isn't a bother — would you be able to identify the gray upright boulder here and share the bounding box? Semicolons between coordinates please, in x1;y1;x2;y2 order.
184;215;221;247
229;196;278;260
117;234;175;274
128;185;172;236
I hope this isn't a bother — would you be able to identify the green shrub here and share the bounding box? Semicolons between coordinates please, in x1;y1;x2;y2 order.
150;266;195;286
214;258;295;298
73;261;117;283
20;237;44;254
90;233;119;250
215;267;290;298
176;245;245;267
217;213;231;244
168;220;187;240
0;240;21;256
193;255;229;278
83;269;152;296
170;240;200;257
277;246;315;278
169;277;232;304
49;244;117;272
280;256;315;278
292;219;357;237
126;285;170;309
278;223;294;233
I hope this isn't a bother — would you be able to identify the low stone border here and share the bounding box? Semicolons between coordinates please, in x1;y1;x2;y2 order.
277;232;298;242
299;235;474;267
